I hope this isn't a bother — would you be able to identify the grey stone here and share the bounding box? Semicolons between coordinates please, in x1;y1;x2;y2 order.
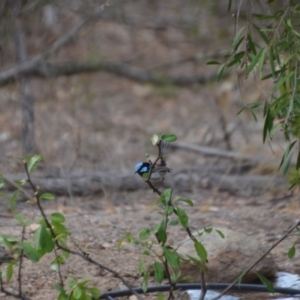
176;227;277;283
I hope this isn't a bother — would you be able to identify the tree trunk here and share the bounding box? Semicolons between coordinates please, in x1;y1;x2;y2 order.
14;3;36;156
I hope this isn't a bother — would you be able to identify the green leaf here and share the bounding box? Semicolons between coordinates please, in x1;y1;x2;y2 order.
161;134;177;143
206;61;221;65
68;278;77;289
138;258;144;276
22;241;40;262
258;48;267;79
2;235;19;244
281;152;294;176
151;134;160;145
237;271;246;285
170;271;181;282
252;23;269;44
288;244;296;259
204;227;212;233
33;224;55;253
174;197;194;206
54;283;64;292
14;179;26;186
279;141;296;176
227;0;232;11
176;207;189;229
169;220;179;226
194;241;207;263
163;247;180;268
269;47;276;78
73;286;82;299
296;151;300;170
247;33;257;55
217;64;225;82
142;265;150;293
247;48;265;74
9;190;19;212
52;222;69;238
59;240;70;259
78;279;89;288
215;229;225;239
185;254;207;271
274;71;294;91
14;214;23;225
269;124;280;139
157;292;165;300
139;228;151;240
6;262;14;282
256;272;275;293
286;18;292;28
0;180;5;189
142;250;150;256
232;26;245;49
263;109;274;143
162;188;173;202
50;212;65;223
154;261;165;283
27;154;43;173
155;220;167;244
116;238;123;250
88;287;101;299
166;206;174;216
227;51;245;67
58;291;68;300
40;193;55;200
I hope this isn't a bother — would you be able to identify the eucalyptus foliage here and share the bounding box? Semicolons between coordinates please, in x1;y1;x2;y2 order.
214;1;300;181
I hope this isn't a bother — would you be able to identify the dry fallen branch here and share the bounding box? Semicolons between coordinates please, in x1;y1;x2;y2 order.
0;60;220;86
3;166;287;198
169;141;274;164
0;6;106;86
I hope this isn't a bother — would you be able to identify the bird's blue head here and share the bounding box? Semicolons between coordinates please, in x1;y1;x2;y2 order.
135;162;151;176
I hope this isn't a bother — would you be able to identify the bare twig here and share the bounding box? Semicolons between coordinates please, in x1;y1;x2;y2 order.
54;247;64;289
199;270;207;300
17;225;25;297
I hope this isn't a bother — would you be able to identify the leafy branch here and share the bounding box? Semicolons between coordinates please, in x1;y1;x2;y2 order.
213;1;300;179
0;154;143;300
121;134;212;300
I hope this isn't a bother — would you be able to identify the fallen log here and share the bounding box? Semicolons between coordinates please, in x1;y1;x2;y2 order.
2;165;287;198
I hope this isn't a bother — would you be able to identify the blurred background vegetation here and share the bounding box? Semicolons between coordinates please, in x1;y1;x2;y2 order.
0;0;293;179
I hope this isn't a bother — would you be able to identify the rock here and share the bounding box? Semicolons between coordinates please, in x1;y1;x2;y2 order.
176;227;277;283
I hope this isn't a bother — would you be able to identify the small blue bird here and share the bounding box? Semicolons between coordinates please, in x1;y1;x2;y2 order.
135;161;171;185
135;141;171;185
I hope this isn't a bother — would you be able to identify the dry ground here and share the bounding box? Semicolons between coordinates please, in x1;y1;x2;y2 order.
1;1;300;299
